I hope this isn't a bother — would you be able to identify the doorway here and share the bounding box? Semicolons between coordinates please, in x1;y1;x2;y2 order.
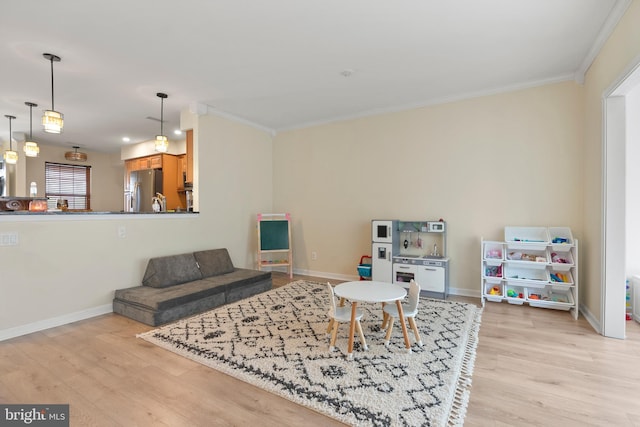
603;56;640;338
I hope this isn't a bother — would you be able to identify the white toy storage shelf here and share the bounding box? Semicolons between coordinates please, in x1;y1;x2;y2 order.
481;226;579;320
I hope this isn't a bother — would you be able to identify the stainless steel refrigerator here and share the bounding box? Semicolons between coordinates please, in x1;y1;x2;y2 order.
127;169;163;212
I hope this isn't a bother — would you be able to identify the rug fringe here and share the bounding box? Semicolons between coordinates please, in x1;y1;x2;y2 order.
447;307;483;427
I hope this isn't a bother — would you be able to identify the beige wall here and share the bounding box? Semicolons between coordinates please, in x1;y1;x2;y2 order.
0;112;272;337
273;81;584;292
193;112;274;265
25;145;125;212
582;0;640;320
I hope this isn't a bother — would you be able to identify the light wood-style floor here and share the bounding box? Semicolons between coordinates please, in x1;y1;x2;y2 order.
1;272;639;426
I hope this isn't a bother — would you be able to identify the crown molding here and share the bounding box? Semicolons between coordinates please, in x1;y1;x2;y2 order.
574;0;633;84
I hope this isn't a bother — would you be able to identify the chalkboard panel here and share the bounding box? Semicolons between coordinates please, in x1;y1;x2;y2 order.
259;220;290;250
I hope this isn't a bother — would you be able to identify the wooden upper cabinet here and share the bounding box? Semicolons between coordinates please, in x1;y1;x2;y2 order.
125;158;140;172
126;155;163;172
177;154;186;190
186;129;194;184
149;155;162;169
160;154;180;210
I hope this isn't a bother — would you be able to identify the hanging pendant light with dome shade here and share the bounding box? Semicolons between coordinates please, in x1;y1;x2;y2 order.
24;102;40;157
65;146;87;162
42;53;64;134
3;115;18;165
155;92;169;153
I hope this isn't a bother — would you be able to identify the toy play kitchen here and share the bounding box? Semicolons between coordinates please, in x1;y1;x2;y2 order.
371;219;449;299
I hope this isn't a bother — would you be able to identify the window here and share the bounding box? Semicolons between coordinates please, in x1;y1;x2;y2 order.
45;162;91;210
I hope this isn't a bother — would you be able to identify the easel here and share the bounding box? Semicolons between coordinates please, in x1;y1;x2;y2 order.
257;213;293;278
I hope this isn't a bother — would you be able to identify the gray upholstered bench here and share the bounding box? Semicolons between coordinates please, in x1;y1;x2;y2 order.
113;248;272;326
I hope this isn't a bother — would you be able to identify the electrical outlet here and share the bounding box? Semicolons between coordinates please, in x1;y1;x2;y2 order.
118;226;126;238
0;232;18;246
311;251;317;260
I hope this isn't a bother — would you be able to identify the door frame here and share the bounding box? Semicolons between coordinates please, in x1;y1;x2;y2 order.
602;55;640;338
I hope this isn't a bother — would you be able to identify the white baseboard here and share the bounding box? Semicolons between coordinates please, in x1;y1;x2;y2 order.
293;269;481;299
449;286;481;298
580;303;601;335
0;304;113;342
293;268;359;282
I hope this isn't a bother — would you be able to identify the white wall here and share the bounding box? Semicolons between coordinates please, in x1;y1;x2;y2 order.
273;81;584;294
0;111;272;339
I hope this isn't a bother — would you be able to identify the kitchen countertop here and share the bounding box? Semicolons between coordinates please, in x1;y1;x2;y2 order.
0;210;198;215
394;254;450;261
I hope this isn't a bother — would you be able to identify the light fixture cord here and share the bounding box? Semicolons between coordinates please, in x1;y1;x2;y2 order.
8;116;13;150
50;56;55;110
160;97;164;136
29;104;33;139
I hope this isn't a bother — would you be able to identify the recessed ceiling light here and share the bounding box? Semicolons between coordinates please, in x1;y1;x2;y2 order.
122;137;130;142
174;129;182;135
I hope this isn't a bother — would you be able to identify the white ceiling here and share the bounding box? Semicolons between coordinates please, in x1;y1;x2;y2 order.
0;0;629;154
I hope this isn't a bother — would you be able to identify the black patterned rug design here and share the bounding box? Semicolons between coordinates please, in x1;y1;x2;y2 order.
137;280;482;426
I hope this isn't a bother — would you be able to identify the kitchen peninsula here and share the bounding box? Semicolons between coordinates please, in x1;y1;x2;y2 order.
0;209;197;215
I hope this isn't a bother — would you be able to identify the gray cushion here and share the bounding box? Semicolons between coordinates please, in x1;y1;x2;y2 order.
114;279;226;311
196;269;271;293
194;248;235;278
142;253;202;288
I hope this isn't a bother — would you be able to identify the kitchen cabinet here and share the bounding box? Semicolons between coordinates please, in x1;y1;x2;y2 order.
177;155;186;188
185;129;193;184
416;261;446;293
176;154;188;209
160;154;180;210
149;155;162;169
129;155;162;171
481;227;579;320
393;256;449;299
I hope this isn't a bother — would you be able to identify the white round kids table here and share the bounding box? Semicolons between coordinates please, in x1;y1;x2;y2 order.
334;281;411;358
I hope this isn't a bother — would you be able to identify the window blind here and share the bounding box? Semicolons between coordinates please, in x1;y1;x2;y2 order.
45;162;91;210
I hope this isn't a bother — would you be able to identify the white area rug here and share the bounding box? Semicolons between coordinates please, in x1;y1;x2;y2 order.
137;280;482;426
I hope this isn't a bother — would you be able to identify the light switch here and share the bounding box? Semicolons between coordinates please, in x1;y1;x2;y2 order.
0;232;18;246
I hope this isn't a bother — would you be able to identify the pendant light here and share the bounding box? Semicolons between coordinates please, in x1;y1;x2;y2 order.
42;53;64;134
64;146;87;162
154;92;169;153
3;115;18;165
24;102;40;157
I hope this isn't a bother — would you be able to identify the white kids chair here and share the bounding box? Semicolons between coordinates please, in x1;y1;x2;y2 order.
326;282;368;353
382;279;423;347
